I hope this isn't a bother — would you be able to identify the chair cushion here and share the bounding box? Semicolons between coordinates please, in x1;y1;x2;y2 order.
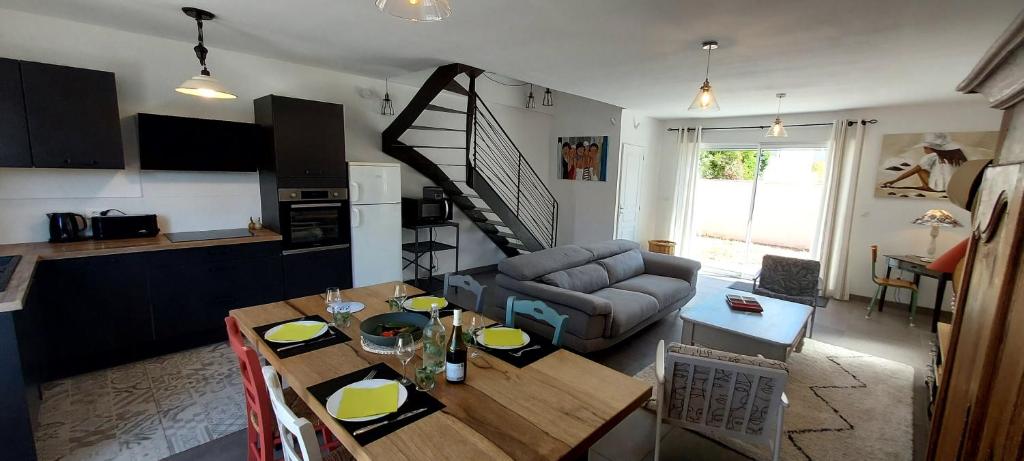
752;287;815;306
596;249;646;284
579;239;641;259
539;263;610;293
498;245;594;281
611;274;691;308
590;288;659;336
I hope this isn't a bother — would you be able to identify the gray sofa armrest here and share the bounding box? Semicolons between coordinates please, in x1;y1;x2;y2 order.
641;251;701;284
495;274;613;316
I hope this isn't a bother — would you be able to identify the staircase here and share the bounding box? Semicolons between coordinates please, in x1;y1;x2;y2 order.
382;63;558;256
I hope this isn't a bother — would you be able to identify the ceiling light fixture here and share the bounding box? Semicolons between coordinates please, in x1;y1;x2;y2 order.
380;77;395;116
526;84;537;109
175;7;236;99
766;93;788;138
375;0;453;22
688;40;719;112
542;88;554;107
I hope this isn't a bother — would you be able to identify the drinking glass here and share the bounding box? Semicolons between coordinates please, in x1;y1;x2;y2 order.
468;313;481;358
391;284;408;312
414;366;436;392
395;333;415;386
325;287;343;327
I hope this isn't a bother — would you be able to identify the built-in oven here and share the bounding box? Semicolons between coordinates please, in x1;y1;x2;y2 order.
278;188;350;253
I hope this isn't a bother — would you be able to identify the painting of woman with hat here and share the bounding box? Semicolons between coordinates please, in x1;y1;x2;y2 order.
875;131;997;199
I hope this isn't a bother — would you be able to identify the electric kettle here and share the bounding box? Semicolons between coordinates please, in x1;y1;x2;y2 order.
47;213;88;243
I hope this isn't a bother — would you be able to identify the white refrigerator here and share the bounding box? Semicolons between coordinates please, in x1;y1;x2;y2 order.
349;162;402;287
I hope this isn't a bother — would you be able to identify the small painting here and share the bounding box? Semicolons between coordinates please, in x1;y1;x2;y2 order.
558;136;609;181
875;131;998;200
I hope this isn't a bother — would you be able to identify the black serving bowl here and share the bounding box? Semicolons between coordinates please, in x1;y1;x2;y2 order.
359;312;428;348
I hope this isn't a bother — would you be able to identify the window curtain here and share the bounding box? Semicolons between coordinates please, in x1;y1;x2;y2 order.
668;126;702;256
818;120;866;300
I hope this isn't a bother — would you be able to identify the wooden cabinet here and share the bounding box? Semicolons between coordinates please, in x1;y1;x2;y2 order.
254;95;347;185
0;58;31;167
928;9;1024;460
282;246;352;299
20;61;124;169
149;242;282;340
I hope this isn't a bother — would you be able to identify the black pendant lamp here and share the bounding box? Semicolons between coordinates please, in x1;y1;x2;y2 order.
525;84;537;109
175;7;236;99
381;77;395;116
542;88;554;107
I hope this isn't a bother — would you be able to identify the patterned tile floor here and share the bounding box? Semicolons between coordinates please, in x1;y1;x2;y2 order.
34;343;246;461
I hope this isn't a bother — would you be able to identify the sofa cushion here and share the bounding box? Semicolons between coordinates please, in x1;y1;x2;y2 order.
612;274;692;308
498;245;594;281
596;249;646;284
579;239;641;260
539;263;610;293
590;288;659;336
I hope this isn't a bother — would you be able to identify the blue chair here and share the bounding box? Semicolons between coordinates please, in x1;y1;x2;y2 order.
443;273;487;313
504;297;568;346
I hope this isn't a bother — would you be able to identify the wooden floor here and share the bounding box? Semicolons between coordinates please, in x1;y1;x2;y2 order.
170;273;937;461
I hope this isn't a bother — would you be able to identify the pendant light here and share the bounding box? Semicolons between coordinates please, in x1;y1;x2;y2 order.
542;88;554;107
688;41;719;111
375;0;453;22
380;77;395;116
175;7;236;99
525;84;537;109
766;93;788;138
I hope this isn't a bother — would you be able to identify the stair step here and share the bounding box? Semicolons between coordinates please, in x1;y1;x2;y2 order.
397;145;466;150
478;219;507;227
425;104;467;114
507;242;529;250
444;81;470;96
494;231;518;239
408;125;466;132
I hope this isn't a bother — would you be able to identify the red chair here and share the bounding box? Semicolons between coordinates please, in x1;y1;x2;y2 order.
225;317;343;461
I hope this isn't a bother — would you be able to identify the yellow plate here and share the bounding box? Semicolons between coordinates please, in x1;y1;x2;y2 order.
402;296;448;312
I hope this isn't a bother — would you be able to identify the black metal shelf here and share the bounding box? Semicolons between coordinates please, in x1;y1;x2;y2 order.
402;241;456;253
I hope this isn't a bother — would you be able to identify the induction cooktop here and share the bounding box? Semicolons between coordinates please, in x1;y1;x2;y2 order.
164;228;254;243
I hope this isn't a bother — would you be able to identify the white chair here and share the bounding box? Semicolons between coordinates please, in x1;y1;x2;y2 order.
654;340;790;461
262;366;325;461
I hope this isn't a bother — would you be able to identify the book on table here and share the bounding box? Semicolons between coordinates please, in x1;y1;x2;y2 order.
726;294;763;313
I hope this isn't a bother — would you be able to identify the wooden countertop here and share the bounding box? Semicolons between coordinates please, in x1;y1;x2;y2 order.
0;229;282;313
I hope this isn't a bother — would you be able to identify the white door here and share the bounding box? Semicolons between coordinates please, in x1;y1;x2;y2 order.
351;203;402;287
350;163;401;204
615;144;644;241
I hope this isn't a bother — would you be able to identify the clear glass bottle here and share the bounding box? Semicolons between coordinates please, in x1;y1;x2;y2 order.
421;306;447;374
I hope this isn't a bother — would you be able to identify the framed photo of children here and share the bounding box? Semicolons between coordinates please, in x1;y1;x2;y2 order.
875;131;998;200
558;136;609;182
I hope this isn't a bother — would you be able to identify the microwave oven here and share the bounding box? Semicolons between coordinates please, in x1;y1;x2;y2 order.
402;197;453;225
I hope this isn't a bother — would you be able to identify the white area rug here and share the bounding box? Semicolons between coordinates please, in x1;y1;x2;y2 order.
634;339;914;460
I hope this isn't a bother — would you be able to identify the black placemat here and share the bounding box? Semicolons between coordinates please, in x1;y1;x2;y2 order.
473;323;561;368
252;315;351;359
306;363;445;445
404;293;462;318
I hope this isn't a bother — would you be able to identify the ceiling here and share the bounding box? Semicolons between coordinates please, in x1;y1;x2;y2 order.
0;0;1019;119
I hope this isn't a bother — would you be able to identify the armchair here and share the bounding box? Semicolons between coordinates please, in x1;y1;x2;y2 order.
752;254;821;337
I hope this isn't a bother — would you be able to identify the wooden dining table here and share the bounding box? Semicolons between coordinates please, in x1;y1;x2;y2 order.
229;282;650;460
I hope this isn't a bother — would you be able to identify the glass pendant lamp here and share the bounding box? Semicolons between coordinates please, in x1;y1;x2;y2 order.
689;41;720;111
766;93;788;138
375;0;453;22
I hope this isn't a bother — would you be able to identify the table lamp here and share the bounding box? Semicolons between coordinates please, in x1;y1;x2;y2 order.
913;209;962;262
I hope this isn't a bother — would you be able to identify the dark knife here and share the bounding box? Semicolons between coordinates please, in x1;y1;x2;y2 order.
351;407;429;436
277;330;336;352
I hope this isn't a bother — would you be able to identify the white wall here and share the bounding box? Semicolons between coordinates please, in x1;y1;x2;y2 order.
0;8;630;275
655;99;1003;308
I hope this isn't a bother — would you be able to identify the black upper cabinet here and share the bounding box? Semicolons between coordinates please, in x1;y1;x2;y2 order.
0;58;31;167
255;95;346;184
21;61;124;169
138;113;261;172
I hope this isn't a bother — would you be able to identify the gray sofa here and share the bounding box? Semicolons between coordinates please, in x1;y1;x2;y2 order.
492;240;700;353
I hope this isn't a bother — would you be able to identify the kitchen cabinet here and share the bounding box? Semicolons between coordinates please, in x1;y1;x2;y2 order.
27;253;151;380
0;58;31;168
149;242;282;340
20;60;124;169
255;95;347;185
282;246;352;299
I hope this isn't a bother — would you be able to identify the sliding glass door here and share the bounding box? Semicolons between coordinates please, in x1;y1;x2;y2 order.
690;144;829;278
